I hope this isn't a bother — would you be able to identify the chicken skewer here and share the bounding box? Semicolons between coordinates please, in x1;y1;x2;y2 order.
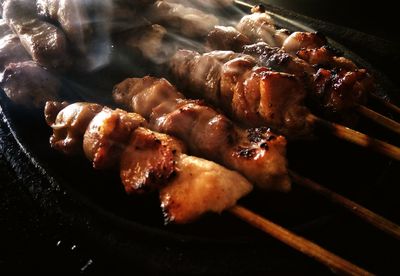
233;1;400;133
169;49;400;160
113;75;400;239
113;76;291;192
45;101;373;275
44;101;252;223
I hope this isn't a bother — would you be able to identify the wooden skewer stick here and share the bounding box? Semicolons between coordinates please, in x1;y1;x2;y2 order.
234;0;254;9
289;170;400;240
357;105;400;135
307;114;400;161
229;205;374;275
370;94;400;115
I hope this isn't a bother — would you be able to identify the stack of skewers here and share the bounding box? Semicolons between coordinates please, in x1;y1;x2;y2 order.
1;0;400;274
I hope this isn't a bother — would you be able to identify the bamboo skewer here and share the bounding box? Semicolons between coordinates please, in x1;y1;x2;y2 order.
370;94;400;115
357;105;400;135
289;171;400;240
307;114;400;161
230;205;374;275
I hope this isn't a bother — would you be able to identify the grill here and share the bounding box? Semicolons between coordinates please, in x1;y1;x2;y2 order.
1;0;399;274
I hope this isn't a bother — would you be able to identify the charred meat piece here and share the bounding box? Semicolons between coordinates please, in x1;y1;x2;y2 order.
3;0;71;69
312;68;373;124
0;19;30;71
148;0;219;38
170;49;312;138
83;107;147;169
1;61;60;107
46;102;252;224
243;42;315;77
113;76;291;192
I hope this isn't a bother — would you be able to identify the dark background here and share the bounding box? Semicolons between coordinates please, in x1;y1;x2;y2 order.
1;1;399;275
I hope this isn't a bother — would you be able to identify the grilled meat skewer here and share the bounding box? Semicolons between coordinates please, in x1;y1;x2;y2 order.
45;101;252;223
113;76;290;192
169;49;312;138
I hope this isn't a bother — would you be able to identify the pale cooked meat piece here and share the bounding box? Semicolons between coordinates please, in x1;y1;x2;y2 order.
236;12;278;46
83;107;147;169
46;102;103;155
3;0;71;69
1;61;60;107
282;31;327;55
0;19;30;71
148;0;219;38
206;25;251;52
120;127;186;194
113;77;291;192
160;154;252;224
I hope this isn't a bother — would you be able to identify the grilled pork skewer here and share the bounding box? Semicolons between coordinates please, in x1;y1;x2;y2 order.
44;101;252;223
45;101;373;275
113;76;291;192
169;49;400;160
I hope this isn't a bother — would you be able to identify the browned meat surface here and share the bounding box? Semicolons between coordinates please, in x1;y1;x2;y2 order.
0;19;30;71
46;102;103;155
3;0;71;69
113;76;291;191
160;154;252;224
148;0;219;38
170;49;312;138
83;107;147;169
312;68;373;124
243;42;315;77
282;32;327;55
46;102;252;223
120;127;185;194
206;25;251;52
1;61;60;107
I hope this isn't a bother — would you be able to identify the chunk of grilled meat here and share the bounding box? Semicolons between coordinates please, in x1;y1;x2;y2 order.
243;42;315;77
160;154;251;224
148;0;219;38
0;19;30;71
46;101;252;223
170;49;312;138
45;102;103;155
3;0;71;69
206;25;251;52
282;32;327;55
236;10;289;47
84;107;147;169
1;61;60;107
113;76;291;192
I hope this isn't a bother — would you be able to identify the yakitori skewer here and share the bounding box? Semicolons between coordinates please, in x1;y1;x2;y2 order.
289;171;400;240
307;114;400;161
45;101;374;275
370;93;400;115
357;105;400;135
169;49;400;160
231;0;400;134
113;76;400;237
230;205;374;275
